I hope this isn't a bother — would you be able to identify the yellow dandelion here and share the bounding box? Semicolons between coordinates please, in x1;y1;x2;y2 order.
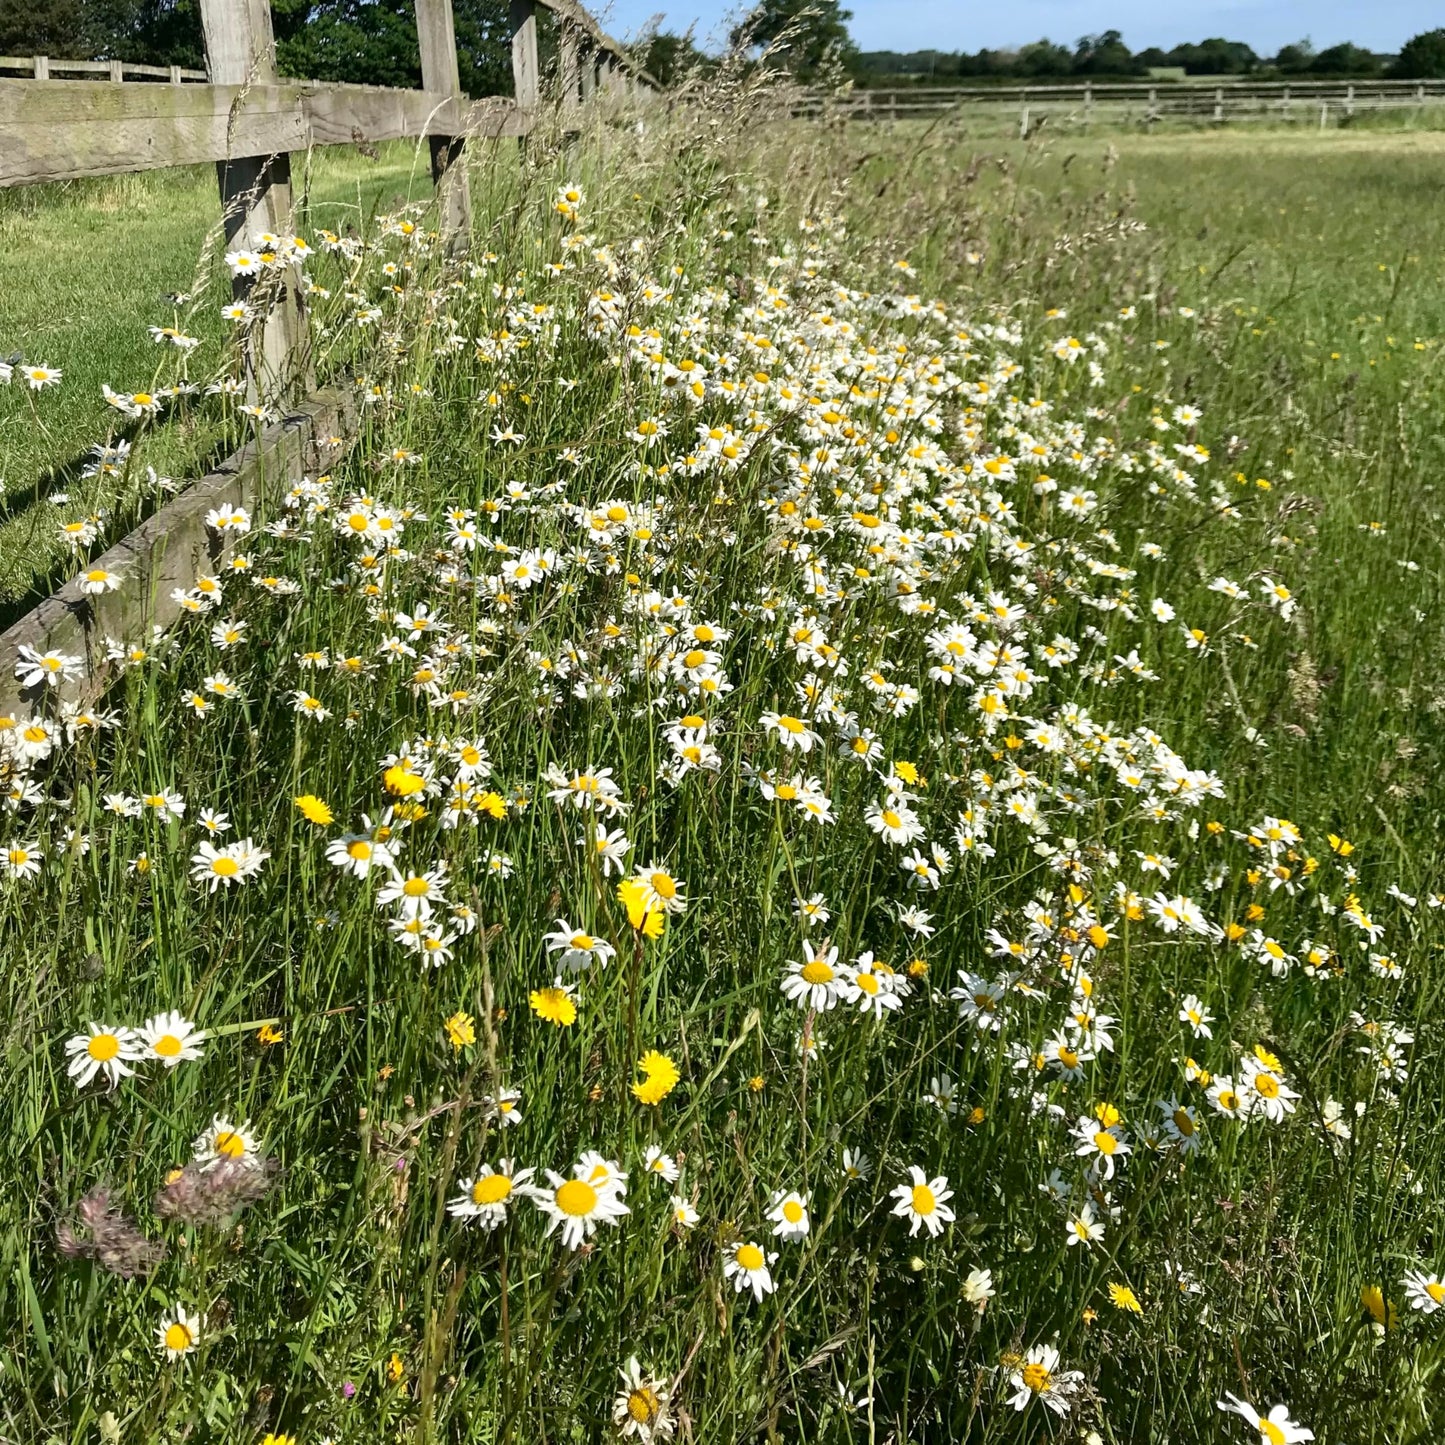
293;793;333;825
1107;1282;1143;1314
445;1011;476;1049
530;984;577;1028
631;1050;680;1106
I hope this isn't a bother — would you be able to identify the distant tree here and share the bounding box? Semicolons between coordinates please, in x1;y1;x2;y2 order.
0;0;95;56
731;0;857;75
1309;42;1381;76
638;29;711;87
1390;28;1445;78
1135;46;1169;69
1014;38;1071;77
1273;39;1315;73
1072;29;1140;76
1167;37;1257;75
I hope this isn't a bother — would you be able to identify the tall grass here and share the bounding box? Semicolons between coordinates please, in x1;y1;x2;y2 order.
1;94;1443;1445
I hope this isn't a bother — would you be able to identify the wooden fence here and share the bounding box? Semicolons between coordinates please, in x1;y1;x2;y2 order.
806;77;1445;130
1;0;649;394
0;0;649;709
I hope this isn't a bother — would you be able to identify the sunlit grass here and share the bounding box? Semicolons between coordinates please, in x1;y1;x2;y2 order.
0;104;1443;1445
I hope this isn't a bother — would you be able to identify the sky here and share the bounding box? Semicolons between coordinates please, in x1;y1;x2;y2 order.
595;0;1437;55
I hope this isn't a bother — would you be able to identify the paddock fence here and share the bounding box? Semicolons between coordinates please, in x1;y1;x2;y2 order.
799;78;1445;134
0;0;651;711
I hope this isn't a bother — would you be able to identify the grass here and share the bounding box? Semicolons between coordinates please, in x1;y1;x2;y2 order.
0;140;440;615
1;99;1444;1444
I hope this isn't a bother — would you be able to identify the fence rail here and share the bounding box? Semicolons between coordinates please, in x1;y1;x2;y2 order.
805;78;1445;126
0;55;209;81
0;0;651;705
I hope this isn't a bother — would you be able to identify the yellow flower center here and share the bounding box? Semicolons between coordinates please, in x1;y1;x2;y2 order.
215;1130;245;1158
627;1386;661;1424
736;1243;765;1270
163;1322;193;1352
471;1175;512;1205
1022;1362;1052;1393
154;1034;183;1058
347;840;373;860
210;857;239;878
777;715;805;734
1253;1072;1280;1099
856;972;879;995
800;961;834;985
649;872;676;900
403;877;431;897
882;810;902;829
1261;1423;1286;1445
570;933;595;950
911;1184;936;1216
555;1179;598;1217
1172;1108;1195;1136
783;1199;804;1223
87;1033;120;1061
1094;1131;1118;1155
1427;1282;1445;1304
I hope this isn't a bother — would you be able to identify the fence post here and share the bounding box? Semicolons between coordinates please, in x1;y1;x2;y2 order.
33;55;49;80
199;0;310;405
416;0;471;254
1319;101;1327;130
510;0;540;115
1147;85;1157;122
1213;86;1223;123
1345;83;1354;118
169;63;183;83
558;20;582;146
580;42;596;102
108;59;124;82
1019;103;1029;140
1084;80;1092;126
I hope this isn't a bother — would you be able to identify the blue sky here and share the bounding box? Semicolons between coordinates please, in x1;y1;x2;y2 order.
596;0;1436;54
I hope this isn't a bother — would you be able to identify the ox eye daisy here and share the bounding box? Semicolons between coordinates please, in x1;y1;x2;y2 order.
138;1011;206;1067
767;1190;810;1241
193;1114;260;1168
891;1166;954;1237
156;1304;203;1361
724;1240;777;1301
65;1023;143;1090
448;1161;535;1228
612;1357;673;1443
533;1157;629;1250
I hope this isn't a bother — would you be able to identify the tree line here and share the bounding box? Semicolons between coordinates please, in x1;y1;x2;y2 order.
3;0;1445;91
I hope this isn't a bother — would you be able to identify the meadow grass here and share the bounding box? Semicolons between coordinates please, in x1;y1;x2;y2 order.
1;105;1444;1445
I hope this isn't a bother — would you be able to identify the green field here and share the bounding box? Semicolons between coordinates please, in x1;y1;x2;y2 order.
2;111;1445;1444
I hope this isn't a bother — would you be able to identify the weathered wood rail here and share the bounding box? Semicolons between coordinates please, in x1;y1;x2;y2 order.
0;0;651;712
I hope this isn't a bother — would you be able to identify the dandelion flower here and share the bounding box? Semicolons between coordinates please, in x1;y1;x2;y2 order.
631;1050;680;1106
530;980;578;1027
